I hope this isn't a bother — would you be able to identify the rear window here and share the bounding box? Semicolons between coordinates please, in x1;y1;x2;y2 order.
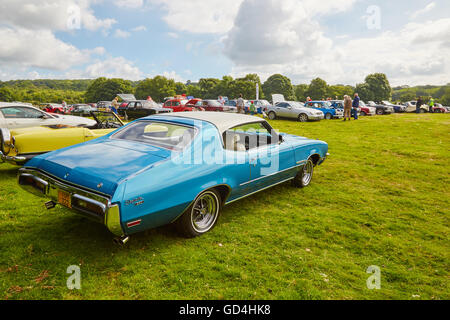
111;121;197;151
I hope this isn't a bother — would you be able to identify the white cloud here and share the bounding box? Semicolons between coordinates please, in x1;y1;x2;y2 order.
114;0;144;8
81;57;143;80
132;25;148;32
149;0;244;34
167;32;179;39
410;2;436;20
114;29;131;38
0;27;91;70
0;0;116;32
224;0;450;86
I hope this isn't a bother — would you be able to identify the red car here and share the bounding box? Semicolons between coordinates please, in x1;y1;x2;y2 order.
432;103;448;113
163;98;204;112
199;100;230;112
41;103;66;114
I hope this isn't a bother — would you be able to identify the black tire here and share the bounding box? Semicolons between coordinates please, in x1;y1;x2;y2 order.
419;109;425;114
292;159;314;188
360;111;367;116
268;111;276;120
298;113;308;122
325;113;332;120
175;189;222;238
376;109;384;115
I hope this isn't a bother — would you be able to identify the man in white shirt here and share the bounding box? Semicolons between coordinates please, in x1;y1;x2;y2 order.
236;94;244;114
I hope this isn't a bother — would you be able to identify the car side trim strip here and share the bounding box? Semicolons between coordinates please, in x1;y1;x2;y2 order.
239;163;303;187
226;176;296;205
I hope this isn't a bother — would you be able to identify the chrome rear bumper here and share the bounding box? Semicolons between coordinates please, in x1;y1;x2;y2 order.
0;151;27;165
18;168;124;237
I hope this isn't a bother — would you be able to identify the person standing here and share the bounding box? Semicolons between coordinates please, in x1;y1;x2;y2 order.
416;96;423;114
249;101;256;115
429;97;435;113
236;94;245;114
111;97;119;114
352;93;360;120
343;95;352;121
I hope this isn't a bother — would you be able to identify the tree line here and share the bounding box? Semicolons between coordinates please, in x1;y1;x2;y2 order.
1;74;449;105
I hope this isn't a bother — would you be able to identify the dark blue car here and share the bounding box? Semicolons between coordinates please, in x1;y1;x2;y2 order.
305;101;344;120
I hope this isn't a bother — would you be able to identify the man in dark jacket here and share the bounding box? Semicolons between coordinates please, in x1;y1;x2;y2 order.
416;97;423;114
352;93;360;120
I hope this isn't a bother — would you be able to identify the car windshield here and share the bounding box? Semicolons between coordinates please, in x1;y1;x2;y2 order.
259;100;271;106
112;121;197;151
359;101;367;107
289;101;304;108
382;101;392;105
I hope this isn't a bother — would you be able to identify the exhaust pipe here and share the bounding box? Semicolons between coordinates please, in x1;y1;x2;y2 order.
113;236;129;246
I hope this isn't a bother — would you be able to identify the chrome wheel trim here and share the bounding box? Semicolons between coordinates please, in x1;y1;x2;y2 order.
325;113;332;120
302;160;314;186
191;191;219;233
299;114;308;122
268;112;276;120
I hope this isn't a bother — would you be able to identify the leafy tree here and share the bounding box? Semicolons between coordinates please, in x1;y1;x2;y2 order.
186;84;202;98
85;78;133;102
364;73;392;101
198;78;221;99
327;85;354;100
0;87;16;102
175;82;187;95
440;87;450;105
294;84;308;102
306;78;328;100
135;76;177;102
355;83;375;102
262;74;295;102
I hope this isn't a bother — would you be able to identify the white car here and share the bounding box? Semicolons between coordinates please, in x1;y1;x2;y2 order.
0;103;97;129
267;101;324;122
403;101;428;113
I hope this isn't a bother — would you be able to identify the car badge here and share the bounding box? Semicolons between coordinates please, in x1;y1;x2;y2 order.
97;183;103;189
64;173;69;179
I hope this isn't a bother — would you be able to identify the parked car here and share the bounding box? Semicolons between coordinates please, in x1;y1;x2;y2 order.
1;112;124;166
402;101;428;113
40;103;66;114
70;104;97;116
199;100;230;112
381;101;406;113
330;100;376;116
432;103;448;113
97;101;112;111
18;112;329;243
163;98;197;112
267;101;324;122
0;103;96;130
117;100;172;120
304;101;344;119
366;101;394;115
245;100;271;114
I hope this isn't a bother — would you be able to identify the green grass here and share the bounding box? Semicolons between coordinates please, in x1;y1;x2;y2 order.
0;113;449;300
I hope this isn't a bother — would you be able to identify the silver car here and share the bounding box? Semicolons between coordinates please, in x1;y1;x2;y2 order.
266;101;324;122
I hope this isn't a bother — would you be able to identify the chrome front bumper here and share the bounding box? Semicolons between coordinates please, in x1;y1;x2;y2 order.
309;115;324;120
17;168;124;237
0;151;27;165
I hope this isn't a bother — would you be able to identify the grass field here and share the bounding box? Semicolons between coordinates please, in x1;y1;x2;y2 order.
0;113;449;300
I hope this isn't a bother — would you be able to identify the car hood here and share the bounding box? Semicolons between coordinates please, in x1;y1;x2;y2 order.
28;140;171;196
52;114;96;125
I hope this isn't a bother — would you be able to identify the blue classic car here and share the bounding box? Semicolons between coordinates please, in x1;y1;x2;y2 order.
18;112;329;244
305;101;344;120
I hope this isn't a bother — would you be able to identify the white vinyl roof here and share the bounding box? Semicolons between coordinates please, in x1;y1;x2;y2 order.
158;111;265;133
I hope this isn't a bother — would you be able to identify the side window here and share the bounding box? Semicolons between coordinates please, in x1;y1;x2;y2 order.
136;102;142;109
278;103;287;108
0;107;44;119
223;122;277;151
173;101;180;106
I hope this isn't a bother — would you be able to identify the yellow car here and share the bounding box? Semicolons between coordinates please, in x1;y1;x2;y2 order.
1;112;124;166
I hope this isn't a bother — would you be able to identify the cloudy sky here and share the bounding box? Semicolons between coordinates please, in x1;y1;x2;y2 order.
0;0;449;86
